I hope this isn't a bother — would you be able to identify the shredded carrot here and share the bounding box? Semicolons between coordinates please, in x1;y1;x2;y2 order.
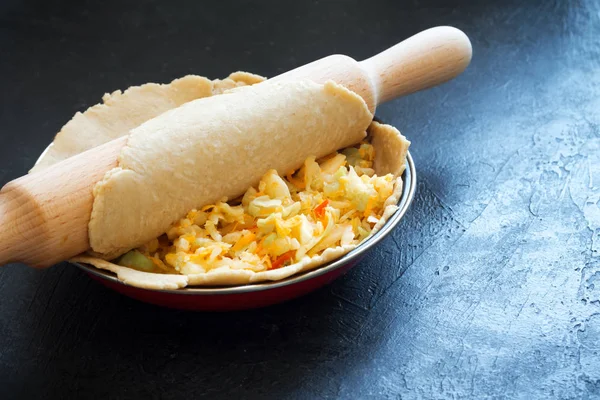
232;232;256;252
286;173;305;189
271;250;296;270
255;240;267;257
314;199;330;219
363;197;375;217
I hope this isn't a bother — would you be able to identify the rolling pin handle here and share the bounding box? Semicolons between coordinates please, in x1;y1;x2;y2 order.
360;26;472;105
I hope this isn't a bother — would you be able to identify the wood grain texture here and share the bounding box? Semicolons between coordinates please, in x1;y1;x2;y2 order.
361;26;472;105
0;138;125;267
1;0;599;399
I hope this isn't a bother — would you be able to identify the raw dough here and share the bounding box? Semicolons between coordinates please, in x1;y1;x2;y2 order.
31;72;265;172
89;80;374;258
73;121;410;289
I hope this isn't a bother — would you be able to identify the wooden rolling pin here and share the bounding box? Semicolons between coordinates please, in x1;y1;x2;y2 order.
0;26;472;267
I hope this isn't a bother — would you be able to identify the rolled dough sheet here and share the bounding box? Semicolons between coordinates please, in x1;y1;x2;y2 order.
89;80;373;258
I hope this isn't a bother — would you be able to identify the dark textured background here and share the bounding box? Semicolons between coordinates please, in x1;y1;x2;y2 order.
1;0;600;398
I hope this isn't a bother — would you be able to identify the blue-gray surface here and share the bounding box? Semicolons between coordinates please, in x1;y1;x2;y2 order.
1;0;599;399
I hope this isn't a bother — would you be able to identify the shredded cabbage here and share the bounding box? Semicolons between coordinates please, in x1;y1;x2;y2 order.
117;142;395;274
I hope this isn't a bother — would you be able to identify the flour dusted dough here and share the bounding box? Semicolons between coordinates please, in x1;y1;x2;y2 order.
31;72;265;172
89;80;374;258
72;121;410;289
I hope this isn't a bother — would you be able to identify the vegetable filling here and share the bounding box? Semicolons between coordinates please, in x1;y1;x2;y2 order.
116;141;395;275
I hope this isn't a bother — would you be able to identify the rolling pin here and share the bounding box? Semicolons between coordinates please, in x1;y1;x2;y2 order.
0;26;472;268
